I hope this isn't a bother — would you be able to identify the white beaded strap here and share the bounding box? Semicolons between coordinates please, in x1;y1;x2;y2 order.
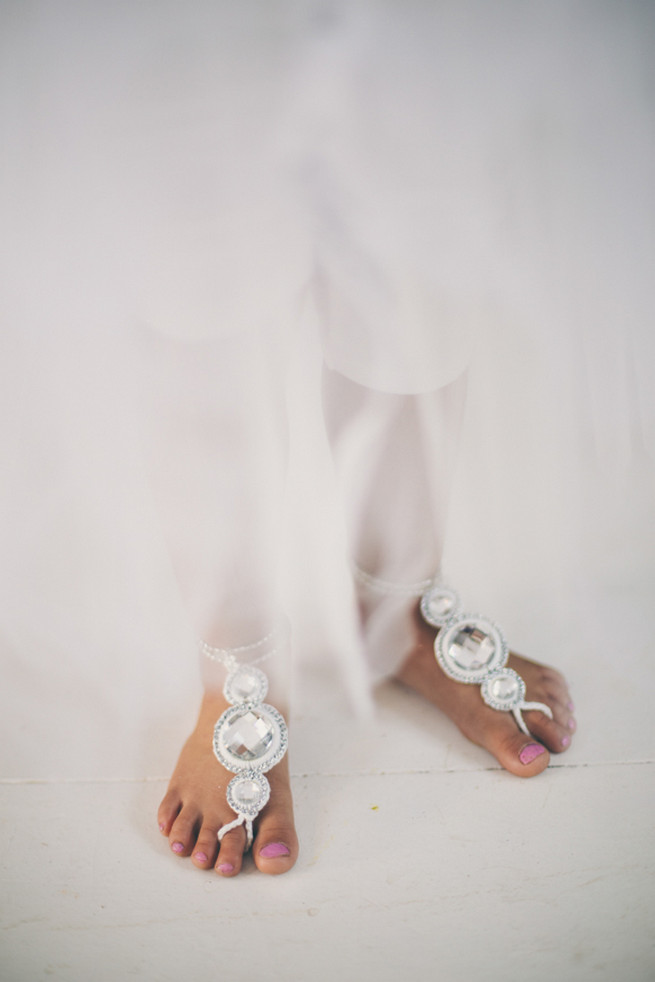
421;583;553;737
199;618;290;670
352;562;442;597
200;621;289;852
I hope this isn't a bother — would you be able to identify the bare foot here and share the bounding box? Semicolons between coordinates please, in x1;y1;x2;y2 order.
395;605;576;777
158;692;298;875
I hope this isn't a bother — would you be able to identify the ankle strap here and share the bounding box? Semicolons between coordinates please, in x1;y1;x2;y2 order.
198;618;290;670
352;563;442;598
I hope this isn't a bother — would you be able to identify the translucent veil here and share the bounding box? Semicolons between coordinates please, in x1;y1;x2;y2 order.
1;1;653;779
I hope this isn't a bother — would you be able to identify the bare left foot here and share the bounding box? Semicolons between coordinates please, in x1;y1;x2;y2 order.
395;605;576;777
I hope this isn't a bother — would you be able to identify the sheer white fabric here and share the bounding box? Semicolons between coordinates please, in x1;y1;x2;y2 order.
1;1;653;776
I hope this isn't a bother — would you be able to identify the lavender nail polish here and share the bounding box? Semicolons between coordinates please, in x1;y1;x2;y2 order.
194;852;208;863
171;842;184;854
561;735;571;748
217;863;234;874
259;842;290;859
519;743;546;765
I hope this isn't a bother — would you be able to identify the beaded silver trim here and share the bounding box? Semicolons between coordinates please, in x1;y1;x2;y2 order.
420;585;553;738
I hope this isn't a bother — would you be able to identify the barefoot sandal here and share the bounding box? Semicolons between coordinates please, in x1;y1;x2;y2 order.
419;584;553;736
353;565;552;735
200;622;289;850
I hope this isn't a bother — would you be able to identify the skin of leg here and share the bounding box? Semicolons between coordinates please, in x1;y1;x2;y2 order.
395;604;576;777
157;691;298;876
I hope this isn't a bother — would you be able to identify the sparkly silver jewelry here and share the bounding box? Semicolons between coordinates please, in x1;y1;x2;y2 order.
201;621;289;849
420;584;553;736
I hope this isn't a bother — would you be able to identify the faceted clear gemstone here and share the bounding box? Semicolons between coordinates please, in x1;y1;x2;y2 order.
490;674;520;702
232;779;262;806
448;625;497;671
230;669;261;702
224;709;275;760
427;594;454;619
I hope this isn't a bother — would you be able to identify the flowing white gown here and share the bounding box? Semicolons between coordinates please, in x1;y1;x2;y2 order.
1;1;653;777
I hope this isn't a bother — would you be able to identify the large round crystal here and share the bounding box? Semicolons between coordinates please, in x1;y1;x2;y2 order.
214;702;288;774
224;708;274;761
448;624;497;671
436;614;508;683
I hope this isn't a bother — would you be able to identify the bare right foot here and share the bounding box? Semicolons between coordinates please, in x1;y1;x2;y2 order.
158;692;298;876
395;604;576;777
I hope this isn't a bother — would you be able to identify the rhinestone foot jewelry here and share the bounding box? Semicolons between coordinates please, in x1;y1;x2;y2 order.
420;585;553;736
200;623;289;850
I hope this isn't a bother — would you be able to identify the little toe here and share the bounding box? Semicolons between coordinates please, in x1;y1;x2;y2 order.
169;807;200;857
157;791;181;836
215;826;247;877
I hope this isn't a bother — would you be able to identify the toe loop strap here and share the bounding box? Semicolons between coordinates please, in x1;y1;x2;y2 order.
512;702;553;736
218;815;254;850
421;583;554;740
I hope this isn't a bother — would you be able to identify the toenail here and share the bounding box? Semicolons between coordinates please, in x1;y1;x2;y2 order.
519;743;546;765
567;701;575;711
561;735;571;748
158;823;165;832
217;863;234;874
259;842;290;859
194;852;208;863
171;842;184;854
568;718;576;731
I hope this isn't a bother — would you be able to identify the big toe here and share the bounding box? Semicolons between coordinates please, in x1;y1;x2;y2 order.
253;789;298;875
485;723;551;778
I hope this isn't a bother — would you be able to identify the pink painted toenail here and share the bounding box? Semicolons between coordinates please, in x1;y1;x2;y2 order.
568;718;576;731
568;701;575;711
561;735;571;747
158;823;165;831
217;863;234;874
259;842;290;859
171;842;184;854
194;852;208;863
519;743;546;765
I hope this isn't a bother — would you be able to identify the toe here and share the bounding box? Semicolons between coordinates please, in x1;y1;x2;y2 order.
253;822;298;875
253;787;298;875
215;825;247;877
157;790;181;836
522;708;573;754
169;807;200;857
480;715;551;777
192;821;220;869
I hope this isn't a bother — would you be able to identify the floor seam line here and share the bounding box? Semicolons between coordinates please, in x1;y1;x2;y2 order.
1;758;653;786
